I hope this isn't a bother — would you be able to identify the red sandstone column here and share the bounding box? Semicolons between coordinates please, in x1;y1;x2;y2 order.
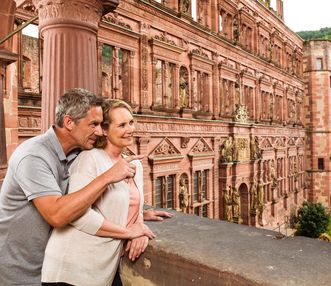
0;0;16;181
32;0;117;131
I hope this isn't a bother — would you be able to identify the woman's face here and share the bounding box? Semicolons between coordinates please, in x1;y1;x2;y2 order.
104;107;135;149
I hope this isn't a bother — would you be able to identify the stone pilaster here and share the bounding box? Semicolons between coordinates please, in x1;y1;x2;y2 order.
32;0;118;131
0;0;16;182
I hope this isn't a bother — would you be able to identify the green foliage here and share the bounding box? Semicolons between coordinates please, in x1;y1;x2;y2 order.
327;217;331;237
297;202;330;238
297;27;331;41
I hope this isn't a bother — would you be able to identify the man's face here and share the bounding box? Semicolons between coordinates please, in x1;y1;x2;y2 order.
71;106;103;150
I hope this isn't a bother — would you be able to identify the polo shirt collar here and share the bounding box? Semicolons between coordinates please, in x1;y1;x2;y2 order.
45;125;67;162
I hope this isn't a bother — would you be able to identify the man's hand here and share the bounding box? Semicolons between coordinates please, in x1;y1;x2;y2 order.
106;155;144;184
143;209;174;221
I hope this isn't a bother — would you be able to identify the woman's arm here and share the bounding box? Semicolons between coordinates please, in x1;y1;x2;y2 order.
95;219;155;240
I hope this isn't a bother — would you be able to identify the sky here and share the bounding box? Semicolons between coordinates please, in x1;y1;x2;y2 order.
22;0;331;37
282;0;331;32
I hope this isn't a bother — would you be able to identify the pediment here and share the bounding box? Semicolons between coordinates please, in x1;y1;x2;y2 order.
274;137;285;148
295;137;305;146
189;138;213;155
260;137;273;149
122;147;135;156
287;138;296;146
149;138;182;161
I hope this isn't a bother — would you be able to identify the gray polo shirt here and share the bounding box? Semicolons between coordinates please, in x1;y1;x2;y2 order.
0;127;77;285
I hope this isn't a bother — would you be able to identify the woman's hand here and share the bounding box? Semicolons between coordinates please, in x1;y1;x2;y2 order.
127;222;155;240
125;236;149;261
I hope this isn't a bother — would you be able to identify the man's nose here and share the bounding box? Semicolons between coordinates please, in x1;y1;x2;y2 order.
95;124;103;136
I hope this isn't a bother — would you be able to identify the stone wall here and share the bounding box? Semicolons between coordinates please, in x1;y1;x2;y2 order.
121;210;331;286
304;40;331;210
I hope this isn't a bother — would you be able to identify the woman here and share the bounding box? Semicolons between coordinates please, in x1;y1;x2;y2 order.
42;99;155;286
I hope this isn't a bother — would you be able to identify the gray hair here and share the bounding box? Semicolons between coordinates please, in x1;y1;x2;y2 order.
55;88;104;127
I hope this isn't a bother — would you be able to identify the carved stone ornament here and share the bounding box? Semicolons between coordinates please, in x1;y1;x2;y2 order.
151;138;181;157
153;33;177;46
122;147;135;156
181;137;190;148
233;104;249;123
33;0;104;30
102;13;133;30
191;47;209;59
154;142;177;156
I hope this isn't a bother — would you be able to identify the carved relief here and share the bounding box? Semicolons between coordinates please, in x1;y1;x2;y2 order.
33;0;103;29
232;187;241;219
140;35;148;92
234;137;249;161
179;175;190;212
190;47;209;59
150;138;181;158
179;0;190;15
155;142;177;155
224;186;233;221
250;182;258;211
153;32;177;46
220;136;234;163
190;138;213;153
233;104;249;123
122;147;135;156
181;137;190;148
260;137;273;149
103;13;133;30
250;136;262;160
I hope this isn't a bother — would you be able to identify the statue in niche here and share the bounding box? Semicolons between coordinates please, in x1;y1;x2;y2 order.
161;176;167;206
233;16;240;44
270;161;278;188
192;75;198;111
220;137;234;163
257;179;264;207
180;0;190;14
223;80;230;115
250;182;258;211
179;177;190;212
179;67;189;108
250;136;261;160
232;187;240;218
224;186;233;221
232;138;239;161
265;0;270;8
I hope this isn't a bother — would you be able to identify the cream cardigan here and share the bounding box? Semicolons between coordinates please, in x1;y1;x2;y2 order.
42;148;144;286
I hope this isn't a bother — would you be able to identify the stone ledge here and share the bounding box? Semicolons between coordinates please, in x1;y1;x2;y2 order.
122;210;331;286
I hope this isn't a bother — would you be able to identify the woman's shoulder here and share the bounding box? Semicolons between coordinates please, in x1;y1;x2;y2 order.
71;148;106;169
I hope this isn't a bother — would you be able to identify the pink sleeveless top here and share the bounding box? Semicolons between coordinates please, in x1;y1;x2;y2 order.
126;178;140;227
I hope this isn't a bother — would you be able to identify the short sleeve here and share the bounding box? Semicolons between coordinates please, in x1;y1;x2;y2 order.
15;155;62;201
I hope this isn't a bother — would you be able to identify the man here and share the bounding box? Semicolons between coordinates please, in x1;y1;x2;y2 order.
0;88;149;285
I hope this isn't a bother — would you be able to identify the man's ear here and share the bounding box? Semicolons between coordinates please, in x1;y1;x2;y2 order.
63;115;75;131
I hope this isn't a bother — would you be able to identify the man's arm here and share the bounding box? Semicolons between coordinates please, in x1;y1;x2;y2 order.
33;155;143;228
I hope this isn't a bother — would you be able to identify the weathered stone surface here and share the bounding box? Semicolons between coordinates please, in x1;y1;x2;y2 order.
122;211;331;286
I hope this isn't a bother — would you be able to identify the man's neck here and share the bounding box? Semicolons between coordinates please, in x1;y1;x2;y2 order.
54;126;77;156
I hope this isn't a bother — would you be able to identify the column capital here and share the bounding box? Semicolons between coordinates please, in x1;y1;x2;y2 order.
32;0;118;31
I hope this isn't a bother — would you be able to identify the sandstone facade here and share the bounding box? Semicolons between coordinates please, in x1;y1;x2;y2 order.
2;0;310;228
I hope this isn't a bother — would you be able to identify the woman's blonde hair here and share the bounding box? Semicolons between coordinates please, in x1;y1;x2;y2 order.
95;99;133;149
